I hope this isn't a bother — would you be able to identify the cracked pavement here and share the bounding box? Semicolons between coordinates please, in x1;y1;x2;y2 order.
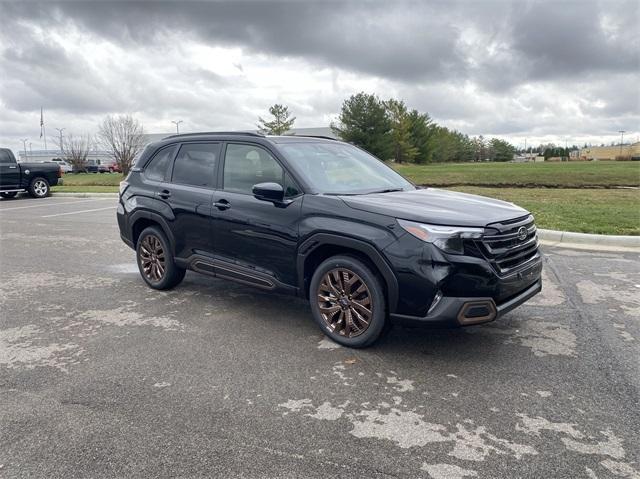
1;196;639;478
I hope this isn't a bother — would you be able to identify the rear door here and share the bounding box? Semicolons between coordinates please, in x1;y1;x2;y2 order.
160;142;221;260
0;149;20;189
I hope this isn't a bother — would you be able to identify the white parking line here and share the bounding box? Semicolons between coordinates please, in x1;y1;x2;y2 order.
0;198;114;212
41;206;117;218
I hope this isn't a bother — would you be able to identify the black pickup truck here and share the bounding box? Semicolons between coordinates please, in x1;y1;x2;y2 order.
0;148;63;198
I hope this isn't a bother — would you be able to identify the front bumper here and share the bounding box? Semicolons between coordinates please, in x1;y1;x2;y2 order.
390;279;542;328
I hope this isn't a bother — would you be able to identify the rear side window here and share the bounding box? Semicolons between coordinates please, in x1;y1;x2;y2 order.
144;146;176;182
171;143;220;188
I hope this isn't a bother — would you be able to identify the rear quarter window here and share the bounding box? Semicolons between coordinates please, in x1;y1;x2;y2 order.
144;146;177;182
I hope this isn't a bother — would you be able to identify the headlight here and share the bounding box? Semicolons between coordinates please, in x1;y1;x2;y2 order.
397;219;484;255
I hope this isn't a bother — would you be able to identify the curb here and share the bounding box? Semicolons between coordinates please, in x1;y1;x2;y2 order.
52;192;119;198
538;229;640;253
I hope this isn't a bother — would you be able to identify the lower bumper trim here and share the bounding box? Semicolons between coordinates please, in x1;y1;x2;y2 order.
390;280;542;328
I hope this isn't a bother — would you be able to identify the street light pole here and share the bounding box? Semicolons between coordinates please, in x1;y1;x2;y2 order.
29;142;33;159
55;128;65;153
171;120;183;134
618;130;626;157
21;138;28;161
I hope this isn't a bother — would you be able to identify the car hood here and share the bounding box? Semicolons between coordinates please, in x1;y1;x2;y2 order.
340;188;529;227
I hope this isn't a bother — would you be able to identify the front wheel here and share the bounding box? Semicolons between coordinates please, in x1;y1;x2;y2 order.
309;255;387;348
136;226;185;290
28;177;50;198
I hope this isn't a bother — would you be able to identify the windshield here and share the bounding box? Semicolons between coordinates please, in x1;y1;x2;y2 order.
279;142;414;195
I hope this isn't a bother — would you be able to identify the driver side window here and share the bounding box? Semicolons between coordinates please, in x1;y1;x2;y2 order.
223;144;284;195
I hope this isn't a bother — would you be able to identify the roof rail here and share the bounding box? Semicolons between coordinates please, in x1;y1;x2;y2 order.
163;131;265;140
288;135;338;141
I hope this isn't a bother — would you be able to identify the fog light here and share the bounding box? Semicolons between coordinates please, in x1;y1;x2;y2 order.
457;300;497;325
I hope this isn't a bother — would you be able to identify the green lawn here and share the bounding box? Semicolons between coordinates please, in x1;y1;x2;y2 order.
59;172;123;186
52;170;640;235
446;187;640;236
394;161;640;188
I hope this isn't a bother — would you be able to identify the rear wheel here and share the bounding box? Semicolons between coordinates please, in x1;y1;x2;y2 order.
28;177;50;198
136;226;185;290
0;191;18;199
309;255;387;348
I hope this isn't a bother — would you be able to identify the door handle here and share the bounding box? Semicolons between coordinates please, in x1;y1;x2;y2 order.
157;189;171;199
214;199;231;210
8;166;17;169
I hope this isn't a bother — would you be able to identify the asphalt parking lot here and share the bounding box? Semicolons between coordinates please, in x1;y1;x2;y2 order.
0;196;639;478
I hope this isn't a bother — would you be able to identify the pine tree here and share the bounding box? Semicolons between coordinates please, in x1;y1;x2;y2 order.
257;104;296;135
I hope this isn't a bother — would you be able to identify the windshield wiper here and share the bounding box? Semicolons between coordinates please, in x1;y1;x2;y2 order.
365;188;404;194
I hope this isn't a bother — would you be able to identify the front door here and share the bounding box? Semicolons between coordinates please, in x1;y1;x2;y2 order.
0;150;20;189
211;142;302;286
161;142;221;259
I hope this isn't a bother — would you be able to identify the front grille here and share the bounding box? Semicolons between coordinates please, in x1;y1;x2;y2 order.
478;215;540;275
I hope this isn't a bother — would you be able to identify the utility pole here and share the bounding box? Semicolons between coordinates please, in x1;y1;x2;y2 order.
171;120;183;134
618;130;626;157
29;142;33;159
21;138;28;161
55;128;65;153
524;138;527;160
565;138;568;160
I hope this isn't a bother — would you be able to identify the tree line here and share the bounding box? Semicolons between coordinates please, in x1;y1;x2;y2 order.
331;93;516;163
258;93;516;163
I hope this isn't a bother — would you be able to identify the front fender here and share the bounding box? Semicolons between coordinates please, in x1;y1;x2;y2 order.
296;232;400;313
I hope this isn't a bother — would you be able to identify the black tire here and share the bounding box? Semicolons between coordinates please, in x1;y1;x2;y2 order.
309;255;387;348
0;192;18;199
136;226;186;290
28;177;50;198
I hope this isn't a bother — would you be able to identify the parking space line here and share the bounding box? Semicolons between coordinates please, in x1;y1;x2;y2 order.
0;198;114;212
41;206;117;218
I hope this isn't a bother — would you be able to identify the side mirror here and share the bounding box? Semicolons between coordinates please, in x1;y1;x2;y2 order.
252;182;284;203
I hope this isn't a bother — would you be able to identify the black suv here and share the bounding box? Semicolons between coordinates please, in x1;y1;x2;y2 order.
117;132;542;347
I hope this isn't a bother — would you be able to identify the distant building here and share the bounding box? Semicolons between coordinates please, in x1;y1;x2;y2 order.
18;149;112;166
579;142;640;160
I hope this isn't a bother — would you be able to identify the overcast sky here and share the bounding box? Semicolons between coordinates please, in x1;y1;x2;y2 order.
1;0;638;156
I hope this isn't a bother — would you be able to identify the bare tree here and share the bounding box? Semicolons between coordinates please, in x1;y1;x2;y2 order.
97;114;145;176
55;133;92;172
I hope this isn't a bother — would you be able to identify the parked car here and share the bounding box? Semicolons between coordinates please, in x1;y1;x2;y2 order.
117;132;542;348
50;158;73;173
106;161;122;173
0;148;62;198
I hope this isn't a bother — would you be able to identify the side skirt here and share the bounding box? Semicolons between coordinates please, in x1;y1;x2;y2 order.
176;254;298;296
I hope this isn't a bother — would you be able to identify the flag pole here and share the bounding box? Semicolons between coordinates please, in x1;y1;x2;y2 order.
41;108;48;150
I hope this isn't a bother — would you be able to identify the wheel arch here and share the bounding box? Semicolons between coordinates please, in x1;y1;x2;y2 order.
297;233;399;313
129;210;176;255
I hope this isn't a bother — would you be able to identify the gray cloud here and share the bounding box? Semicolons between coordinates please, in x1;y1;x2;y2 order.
0;0;638;154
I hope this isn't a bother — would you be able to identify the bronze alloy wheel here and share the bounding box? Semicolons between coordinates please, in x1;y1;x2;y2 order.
139;234;166;282
317;268;373;338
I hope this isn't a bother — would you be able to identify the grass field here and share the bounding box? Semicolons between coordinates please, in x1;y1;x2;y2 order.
53;167;639;235
448;187;640;236
393;161;640;188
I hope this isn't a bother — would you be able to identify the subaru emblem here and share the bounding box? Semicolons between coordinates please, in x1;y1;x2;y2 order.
517;226;528;241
